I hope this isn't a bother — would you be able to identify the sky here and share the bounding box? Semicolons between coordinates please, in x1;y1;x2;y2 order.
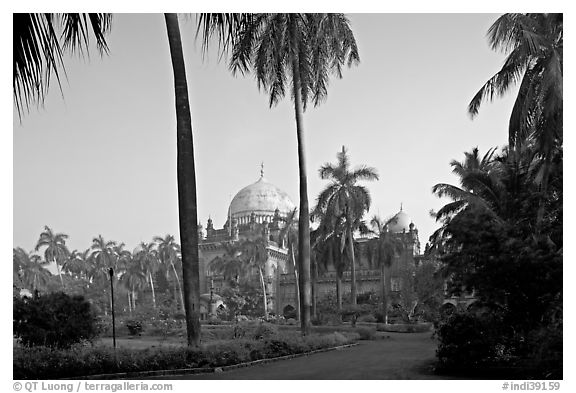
13;13;521;255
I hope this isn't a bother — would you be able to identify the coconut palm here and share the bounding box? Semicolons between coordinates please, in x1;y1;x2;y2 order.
13;13;112;117
227;13;359;333
469;13;562;152
315;146;378;305
13;247;51;293
368;216;405;322
134;242;160;309
431;144;552;254
468;14;563;231
35;226;70;290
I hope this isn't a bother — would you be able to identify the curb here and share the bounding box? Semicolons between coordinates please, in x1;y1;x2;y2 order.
63;343;359;380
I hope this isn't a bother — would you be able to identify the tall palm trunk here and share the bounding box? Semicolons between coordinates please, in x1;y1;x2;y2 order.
348;229;357;305
170;261;185;310
258;267;269;320
384;265;391;323
149;272;157;309
291;244;301;320
380;264;387;323
54;257;65;290
336;274;342;311
290;23;311;336
164;13;201;347
312;258;317;319
128;292;132;315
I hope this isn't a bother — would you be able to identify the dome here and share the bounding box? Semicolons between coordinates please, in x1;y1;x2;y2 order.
387;208;413;233
229;175;295;224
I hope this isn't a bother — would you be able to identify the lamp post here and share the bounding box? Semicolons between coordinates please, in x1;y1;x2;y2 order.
109;267;116;349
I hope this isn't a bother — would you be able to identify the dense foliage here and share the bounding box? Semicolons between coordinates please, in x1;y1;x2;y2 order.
13;292;98;348
432;12;562;377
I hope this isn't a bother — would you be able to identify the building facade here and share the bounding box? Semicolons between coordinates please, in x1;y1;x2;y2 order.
198;170;423;318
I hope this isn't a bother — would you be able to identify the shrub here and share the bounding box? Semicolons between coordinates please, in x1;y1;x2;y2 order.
13;292;97;348
251;323;278;340
355;327;376;340
125;320;143;336
357;314;377;323
14;332;356;379
435;311;509;370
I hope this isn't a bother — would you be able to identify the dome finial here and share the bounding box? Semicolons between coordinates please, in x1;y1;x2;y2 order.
400;202;403;211
260;162;264;179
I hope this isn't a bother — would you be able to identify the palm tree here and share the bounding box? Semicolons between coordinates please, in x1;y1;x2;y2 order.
279;208;300;319
227;13;360;334
134;242;160;309
468;14;563;232
154;234;185;311
469;13;562;152
15;12;254;348
238;238;271;319
35;226;70;290
64;249;92;280
13;13;112;117
431;144;551;255
315;146;378;305
88;235;120;314
120;258;147;314
13;247;51;293
368;216;404;322
311;210;348;312
210;242;247;285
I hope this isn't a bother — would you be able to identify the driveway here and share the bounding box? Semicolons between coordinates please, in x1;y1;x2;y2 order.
152;331;450;380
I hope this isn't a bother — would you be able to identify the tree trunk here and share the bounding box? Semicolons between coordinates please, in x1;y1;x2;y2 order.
312;258;317;319
348;229;357;305
259;267;269;320
380;264;387;323
290;21;311;336
291;244;301;321
164;13;201;347
132;289;137;311
128;292;132;315
384;265;391;324
149;272;157;309
336;274;342;312
55;257;65;291
171;261;185;313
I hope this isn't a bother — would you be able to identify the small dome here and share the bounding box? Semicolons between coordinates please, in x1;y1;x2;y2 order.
388;209;413;233
229;176;295;222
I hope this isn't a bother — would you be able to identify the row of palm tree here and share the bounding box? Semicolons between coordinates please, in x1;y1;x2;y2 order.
13;227;187;316
15;12;360;342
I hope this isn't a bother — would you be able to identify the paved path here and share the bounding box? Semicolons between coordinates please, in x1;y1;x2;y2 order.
154;332;449;380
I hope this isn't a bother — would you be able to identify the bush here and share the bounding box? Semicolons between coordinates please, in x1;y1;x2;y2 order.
355;327;376;340
251;323;278;340
14;292;97;348
357;314;377;323
14;332;356;379
125;320;144;336
435;312;509;370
